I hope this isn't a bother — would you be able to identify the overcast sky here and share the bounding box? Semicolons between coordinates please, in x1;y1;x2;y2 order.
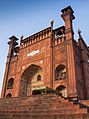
0;0;89;95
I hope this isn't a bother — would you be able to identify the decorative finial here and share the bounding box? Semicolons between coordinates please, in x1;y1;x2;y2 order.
50;19;54;29
20;35;24;41
78;28;82;38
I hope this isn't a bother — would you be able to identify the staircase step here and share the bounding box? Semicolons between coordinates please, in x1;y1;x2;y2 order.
0;94;88;118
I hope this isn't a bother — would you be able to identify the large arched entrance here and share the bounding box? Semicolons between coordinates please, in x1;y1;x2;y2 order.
19;64;43;97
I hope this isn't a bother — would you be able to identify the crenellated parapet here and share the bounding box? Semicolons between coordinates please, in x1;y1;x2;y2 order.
20;27;51;49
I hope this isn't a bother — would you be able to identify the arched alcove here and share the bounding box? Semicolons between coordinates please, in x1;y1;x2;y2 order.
55;65;67;80
19;64;43;97
37;75;41;81
7;78;14;89
6;93;12;98
56;85;67;98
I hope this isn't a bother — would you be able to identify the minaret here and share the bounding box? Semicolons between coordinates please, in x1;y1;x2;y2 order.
8;36;18;58
61;6;77;99
61;6;75;40
1;36;18;98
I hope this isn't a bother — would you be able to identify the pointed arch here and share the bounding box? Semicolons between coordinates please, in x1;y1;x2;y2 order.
56;85;67;97
55;64;67;80
19;64;43;97
7;78;14;89
6;93;12;98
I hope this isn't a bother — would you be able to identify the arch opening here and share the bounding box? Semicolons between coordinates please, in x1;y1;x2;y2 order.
7;78;14;89
19;64;43;97
6;93;12;98
56;85;67;98
55;65;67;80
37;75;41;81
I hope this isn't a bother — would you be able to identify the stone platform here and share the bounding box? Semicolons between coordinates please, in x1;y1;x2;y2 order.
0;94;89;119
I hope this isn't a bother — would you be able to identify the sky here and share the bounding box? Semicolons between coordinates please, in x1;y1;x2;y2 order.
0;0;89;96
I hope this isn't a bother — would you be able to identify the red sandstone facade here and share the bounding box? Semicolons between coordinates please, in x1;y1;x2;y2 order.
1;6;89;100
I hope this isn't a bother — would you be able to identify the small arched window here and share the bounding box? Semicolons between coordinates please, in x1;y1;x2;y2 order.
37;75;41;81
56;85;67;97
7;78;14;89
55;65;67;80
6;93;12;98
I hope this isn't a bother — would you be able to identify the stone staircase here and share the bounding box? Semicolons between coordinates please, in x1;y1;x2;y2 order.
0;94;89;119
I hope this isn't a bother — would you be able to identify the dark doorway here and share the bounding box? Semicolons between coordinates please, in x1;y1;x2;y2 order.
56;85;67;97
6;93;12;98
32;90;41;95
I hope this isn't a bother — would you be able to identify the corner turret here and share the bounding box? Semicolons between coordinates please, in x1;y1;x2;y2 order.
8;35;19;59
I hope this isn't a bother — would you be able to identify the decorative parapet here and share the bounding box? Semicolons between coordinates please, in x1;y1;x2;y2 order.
20;27;51;49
